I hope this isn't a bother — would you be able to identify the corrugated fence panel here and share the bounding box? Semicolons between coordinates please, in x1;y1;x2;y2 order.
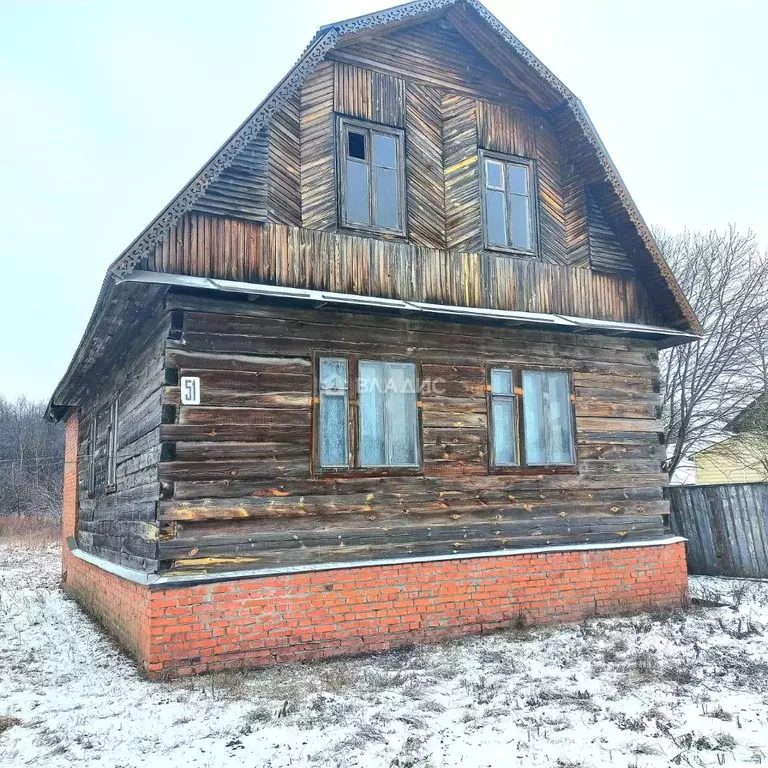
668;483;768;577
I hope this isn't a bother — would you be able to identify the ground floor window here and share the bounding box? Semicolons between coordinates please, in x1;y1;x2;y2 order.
317;356;420;471
489;367;575;469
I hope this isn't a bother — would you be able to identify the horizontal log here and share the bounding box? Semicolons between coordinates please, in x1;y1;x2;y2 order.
164;348;311;374
164;528;667;572
159;515;664;559
165;472;669;501
173;441;308;461
163;499;670;529
162;480;665;515
159;458;310;482
164;386;311;409
178;407;310;427
161;423;310;442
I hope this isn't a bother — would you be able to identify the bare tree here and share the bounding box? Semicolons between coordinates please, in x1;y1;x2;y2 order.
658;226;768;479
0;396;65;517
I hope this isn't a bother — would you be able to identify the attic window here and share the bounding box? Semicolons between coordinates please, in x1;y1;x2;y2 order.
480;150;538;255
338;117;406;236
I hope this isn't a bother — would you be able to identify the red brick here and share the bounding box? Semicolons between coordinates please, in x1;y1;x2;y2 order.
60;412;688;679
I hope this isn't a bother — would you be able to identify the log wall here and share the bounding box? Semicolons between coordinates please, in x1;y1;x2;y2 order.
155;291;668;575
75;310;169;571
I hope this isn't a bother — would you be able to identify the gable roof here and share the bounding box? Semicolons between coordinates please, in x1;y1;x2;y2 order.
105;0;699;333
726;390;768;433
47;0;704;422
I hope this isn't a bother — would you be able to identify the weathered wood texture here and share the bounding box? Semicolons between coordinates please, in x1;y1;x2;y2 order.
267;94;301;226
300;61;336;231
331;19;535;106
75;310;170;571
191;133;269;222
668;483;768;577
155;292;668;574
144;216;657;323
587;190;635;276
405;82;445;249
443;93;480;252
334;62;406;127
182;19;652;304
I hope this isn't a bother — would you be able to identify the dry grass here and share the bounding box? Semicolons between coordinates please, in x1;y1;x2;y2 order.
0;515;60;548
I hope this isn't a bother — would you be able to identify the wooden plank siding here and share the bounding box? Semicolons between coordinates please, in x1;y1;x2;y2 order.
334;62;406;127
405;81;446;249
145;216;657;324
185;18;643;286
267;94;302;227
330;20;536;107
191;133;269;223
587;189;636;275
300;61;337;231
154;292;668;574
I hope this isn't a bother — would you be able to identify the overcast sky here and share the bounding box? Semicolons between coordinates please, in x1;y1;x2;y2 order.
2;0;766;401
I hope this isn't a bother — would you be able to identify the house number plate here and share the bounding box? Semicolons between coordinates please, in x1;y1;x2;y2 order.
180;376;201;405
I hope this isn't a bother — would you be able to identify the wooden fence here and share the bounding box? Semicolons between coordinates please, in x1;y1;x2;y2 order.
667;483;768;577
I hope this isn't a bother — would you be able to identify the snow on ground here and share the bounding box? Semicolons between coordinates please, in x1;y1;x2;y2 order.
2;542;768;768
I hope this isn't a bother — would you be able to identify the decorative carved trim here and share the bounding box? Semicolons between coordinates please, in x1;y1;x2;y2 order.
108;0;699;332
463;0;700;332
110;28;340;277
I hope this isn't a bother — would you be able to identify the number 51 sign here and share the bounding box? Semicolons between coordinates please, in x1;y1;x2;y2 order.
180;376;201;405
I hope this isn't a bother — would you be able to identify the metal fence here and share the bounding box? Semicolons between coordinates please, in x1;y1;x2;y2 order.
667;482;768;577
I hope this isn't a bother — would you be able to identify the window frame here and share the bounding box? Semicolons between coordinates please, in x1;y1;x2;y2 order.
479;149;539;257
313;353;423;477
336;116;408;239
488;368;519;468
87;416;97;498
487;367;578;475
318;357;350;469
105;397;119;492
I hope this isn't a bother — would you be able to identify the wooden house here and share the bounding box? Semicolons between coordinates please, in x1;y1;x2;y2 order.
692;393;768;484
49;0;698;676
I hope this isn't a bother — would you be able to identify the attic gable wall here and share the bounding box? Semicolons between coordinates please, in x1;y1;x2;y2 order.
186;18;646;282
191;18;640;279
144;13;690;330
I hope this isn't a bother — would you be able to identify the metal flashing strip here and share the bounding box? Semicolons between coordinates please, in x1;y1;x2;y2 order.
67;536;687;589
118;270;700;345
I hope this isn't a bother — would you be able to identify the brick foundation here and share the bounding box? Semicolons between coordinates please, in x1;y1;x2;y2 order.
61;408;689;677
63;539;688;677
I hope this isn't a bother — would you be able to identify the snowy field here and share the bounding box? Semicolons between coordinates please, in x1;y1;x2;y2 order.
2;542;768;767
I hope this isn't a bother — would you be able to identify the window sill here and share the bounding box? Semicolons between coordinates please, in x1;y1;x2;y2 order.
339;223;408;241
314;467;424;479
483;244;539;258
